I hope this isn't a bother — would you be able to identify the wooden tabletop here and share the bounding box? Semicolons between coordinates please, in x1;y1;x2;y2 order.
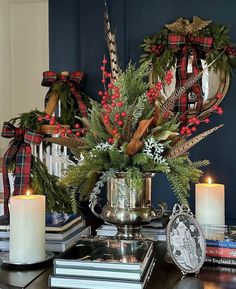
0;242;235;289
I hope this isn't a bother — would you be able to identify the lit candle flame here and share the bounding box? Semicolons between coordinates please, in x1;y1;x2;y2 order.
26;190;31;197
207;177;212;185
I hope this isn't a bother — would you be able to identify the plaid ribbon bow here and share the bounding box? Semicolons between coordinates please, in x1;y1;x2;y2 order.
1;122;44;216
41;71;88;118
168;34;214;121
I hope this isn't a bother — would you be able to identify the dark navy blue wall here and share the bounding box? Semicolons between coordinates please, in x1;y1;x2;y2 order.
49;0;236;224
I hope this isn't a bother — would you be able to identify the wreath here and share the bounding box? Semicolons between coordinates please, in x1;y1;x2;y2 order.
1;71;90;216
140;16;236;121
140;16;236;79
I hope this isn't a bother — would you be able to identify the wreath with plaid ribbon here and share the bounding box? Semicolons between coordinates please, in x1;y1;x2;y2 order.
1;71;91;217
140;17;236;79
140;17;236;121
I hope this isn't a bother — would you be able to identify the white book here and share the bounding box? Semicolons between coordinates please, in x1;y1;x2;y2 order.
45;226;91;252
54;265;145;281
0;212;82;232
49;257;155;289
96;224;166;241
45;220;85;240
0;226;91;252
0;220;85;240
54;238;153;272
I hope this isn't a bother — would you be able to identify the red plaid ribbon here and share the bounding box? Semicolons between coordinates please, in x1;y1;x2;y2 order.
41;71;88;118
168;34;213;121
1;122;44;216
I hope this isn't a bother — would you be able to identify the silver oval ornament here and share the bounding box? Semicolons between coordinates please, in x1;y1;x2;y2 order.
166;204;206;274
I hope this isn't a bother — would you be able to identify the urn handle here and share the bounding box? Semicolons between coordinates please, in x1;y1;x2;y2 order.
89;199;104;220
152;202;168;219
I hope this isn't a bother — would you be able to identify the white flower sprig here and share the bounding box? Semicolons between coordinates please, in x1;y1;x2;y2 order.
89;168;116;209
94;141;113;151
143;136;167;164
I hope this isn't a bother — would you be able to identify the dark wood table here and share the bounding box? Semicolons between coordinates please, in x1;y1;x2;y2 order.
1;242;235;289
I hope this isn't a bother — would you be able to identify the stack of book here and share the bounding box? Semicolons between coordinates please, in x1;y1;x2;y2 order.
96;217;169;241
49;238;155;289
205;237;236;266
201;263;236;287
0;212;91;252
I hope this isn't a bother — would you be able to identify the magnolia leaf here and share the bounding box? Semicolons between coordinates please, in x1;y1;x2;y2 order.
154;130;179;142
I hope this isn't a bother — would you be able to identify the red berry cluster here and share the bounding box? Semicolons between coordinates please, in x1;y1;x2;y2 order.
37;114;84;138
150;44;165;56
213;105;223;115
180;116;210;135
164;71;173;85
225;45;236;56
100;55;112;84
180;104;224;136
146;71;173;103
179;90;224;136
146;81;162;103
216;92;224;100
99;56;128;144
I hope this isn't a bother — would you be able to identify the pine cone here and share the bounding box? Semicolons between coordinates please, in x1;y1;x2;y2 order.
150;44;165;56
225;45;236;56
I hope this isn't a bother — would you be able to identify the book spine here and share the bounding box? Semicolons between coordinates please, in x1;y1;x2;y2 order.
206;246;236;259
206;240;236;249
205;256;236;266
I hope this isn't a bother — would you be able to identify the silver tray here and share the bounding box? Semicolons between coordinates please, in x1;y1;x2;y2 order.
1;251;54;267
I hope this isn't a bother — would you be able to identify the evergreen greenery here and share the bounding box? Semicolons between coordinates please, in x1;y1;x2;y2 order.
166;155;210;205
10;109;46;130
31;156;73;212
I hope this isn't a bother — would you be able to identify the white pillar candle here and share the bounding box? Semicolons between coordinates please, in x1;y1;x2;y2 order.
195;178;225;240
9;194;45;263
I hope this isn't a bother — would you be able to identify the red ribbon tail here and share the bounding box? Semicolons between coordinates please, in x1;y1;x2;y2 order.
2;140;19;216
14;143;32;195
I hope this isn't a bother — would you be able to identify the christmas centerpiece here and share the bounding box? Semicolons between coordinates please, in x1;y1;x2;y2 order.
42;13;225;238
43;63;223;237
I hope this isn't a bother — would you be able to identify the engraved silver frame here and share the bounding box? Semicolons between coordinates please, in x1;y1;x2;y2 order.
166;204;206;275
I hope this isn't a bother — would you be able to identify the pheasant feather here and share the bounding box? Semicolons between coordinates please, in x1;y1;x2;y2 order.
167;124;223;158
104;1;119;82
160;66;209;113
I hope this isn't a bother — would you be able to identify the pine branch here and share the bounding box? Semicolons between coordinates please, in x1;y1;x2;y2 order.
108;149;129;171
69;187;79;214
166;173;189;206
165;155;209;206
31;156;73;212
116;62;150;105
